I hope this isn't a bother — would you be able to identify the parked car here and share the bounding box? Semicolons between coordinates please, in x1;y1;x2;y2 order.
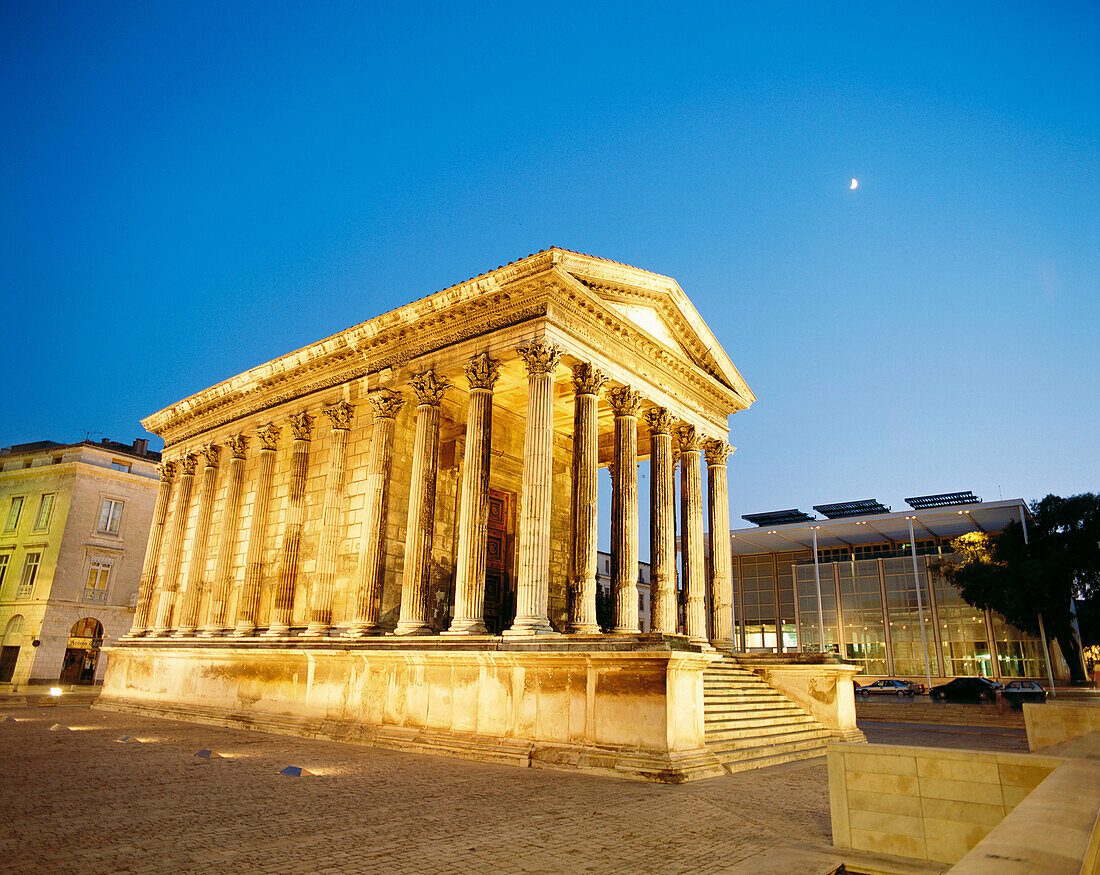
929;676;1003;702
999;680;1048;709
857;679;925;697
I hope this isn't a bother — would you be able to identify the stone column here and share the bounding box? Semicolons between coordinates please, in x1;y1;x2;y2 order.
569;363;606;634
174;445;220;636
153;454;197;634
705;439;734;646
645;407;677;634
394;372;448;635
266;412;313;636
202;435;247;635
346;391;403;636
678;426;708;646
610;386;641;633
130;462;174;635
504;340;561;637
233;424;279;636
303;402;354;637
445;355;500;636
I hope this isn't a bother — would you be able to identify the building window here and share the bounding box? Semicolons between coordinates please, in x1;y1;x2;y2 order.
32;493;55;531
0;553;10;588
83;562;111;603
110;460;132;473
4;496;24;532
97;499;123;534
16;552;40;598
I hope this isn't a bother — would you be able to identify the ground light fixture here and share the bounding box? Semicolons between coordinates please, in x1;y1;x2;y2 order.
279;765;309;776
48;687;62;697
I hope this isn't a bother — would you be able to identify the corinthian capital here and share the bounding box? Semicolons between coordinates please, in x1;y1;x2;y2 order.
608;386;642;417
571;363;608;396
464;354;500;391
369;389;404;419
257;423;281;451
225;434;248;460
516;341;562;376
158;461;176;482
201;444;221;468
288;411;314;441
409;371;449;405
177;453;198;476
645;407;674;435
704;439;732;466
676;425;701;453
323;401;354;431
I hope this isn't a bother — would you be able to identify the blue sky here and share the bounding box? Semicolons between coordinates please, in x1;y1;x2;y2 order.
2;1;1097;531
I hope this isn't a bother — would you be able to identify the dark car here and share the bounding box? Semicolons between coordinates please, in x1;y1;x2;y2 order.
857;678;924;697
999;680;1048;709
929;676;1003;702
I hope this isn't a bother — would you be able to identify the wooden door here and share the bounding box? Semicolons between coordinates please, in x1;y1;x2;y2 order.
482;490;515;634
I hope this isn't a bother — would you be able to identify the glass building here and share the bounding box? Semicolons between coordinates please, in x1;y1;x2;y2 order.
725;495;1066;682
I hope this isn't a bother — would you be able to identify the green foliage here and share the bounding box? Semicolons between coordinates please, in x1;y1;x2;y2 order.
940;493;1100;683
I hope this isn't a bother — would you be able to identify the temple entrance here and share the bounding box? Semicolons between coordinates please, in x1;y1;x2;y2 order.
60;618;103;684
482;489;515;634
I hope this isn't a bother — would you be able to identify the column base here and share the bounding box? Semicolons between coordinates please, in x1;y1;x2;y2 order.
343;625;382;638
441;620;488;636
502;619;559;637
171;627;197;638
263;623;292;638
197;626;225;638
570;623;601;635
299;623;330;638
231;624;256;637
392;623;433;636
612;625;639;634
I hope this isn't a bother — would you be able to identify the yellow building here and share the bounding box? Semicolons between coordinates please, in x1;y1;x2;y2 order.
0;438;160;686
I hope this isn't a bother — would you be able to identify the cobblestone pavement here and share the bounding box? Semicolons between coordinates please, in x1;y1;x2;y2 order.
1;705;837;875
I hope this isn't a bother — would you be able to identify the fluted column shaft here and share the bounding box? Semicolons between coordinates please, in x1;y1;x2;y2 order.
446;355;500;635
234;426;279;636
678;427;708;645
202;437;247;634
346;392;402;636
175;448;220;635
130;463;174;634
505;341;561;637
395;373;448;635
610;387;641;633
706;439;734;645
569;364;606;634
267;413;313;636
646;408;677;634
153;455;197;633
304;403;354;636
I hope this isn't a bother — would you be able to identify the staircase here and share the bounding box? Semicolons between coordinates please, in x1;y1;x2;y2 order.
703;656;832;773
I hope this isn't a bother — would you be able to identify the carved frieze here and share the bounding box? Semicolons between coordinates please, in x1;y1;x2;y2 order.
464;353;500;391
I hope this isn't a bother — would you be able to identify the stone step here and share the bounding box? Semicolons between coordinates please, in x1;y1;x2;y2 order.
703;693;790;707
707;729;832;760
706;720;817;739
705;711;815;730
720;745;827;774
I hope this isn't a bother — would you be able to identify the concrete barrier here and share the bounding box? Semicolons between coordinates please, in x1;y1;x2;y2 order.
1024;701;1100;751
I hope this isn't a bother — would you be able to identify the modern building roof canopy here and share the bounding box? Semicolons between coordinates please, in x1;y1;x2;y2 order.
741;509;817;527
905;491;981;509
726;498;1031;556
812;499;891;519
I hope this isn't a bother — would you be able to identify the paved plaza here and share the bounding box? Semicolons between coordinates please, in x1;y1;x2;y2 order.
2;702;1032;873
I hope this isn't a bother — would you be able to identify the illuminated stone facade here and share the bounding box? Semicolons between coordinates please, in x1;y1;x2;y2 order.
99;249;859;780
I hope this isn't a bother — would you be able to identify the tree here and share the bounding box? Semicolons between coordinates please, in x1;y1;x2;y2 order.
939;493;1100;684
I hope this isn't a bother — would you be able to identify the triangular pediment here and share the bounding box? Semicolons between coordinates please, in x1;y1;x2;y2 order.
602;301;690;358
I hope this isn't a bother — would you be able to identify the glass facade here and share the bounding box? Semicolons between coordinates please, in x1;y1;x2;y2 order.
733;540;1048;679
